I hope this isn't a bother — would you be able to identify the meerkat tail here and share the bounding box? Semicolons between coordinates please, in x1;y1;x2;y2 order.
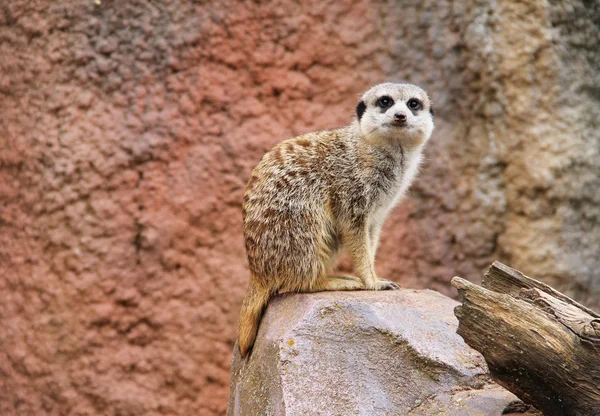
238;280;271;358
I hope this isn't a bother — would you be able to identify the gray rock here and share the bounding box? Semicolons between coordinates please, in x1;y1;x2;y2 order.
227;289;518;416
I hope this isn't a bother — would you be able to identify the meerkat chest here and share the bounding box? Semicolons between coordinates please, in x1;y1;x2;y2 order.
370;149;423;224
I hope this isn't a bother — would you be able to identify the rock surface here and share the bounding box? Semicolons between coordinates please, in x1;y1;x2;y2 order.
228;290;518;416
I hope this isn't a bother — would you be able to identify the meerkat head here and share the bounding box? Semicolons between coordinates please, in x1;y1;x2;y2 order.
355;83;434;148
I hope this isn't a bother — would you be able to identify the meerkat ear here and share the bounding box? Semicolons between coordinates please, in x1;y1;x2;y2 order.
429;106;435;117
356;100;367;121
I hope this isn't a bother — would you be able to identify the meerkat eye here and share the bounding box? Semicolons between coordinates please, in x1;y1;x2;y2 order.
377;96;394;108
407;99;422;110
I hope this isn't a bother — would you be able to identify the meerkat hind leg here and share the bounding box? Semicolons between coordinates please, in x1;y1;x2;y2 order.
304;274;365;292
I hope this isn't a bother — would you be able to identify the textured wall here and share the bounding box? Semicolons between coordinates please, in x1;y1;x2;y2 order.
0;0;598;415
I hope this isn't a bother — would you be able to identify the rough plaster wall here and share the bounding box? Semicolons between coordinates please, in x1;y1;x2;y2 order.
425;0;600;305
0;0;597;415
374;0;600;306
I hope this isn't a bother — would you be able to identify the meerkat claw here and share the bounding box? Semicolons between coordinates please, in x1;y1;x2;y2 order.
379;280;401;290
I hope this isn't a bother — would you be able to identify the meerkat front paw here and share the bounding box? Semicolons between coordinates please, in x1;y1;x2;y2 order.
377;279;401;290
363;277;401;290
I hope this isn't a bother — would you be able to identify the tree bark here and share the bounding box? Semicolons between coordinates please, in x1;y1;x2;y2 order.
451;262;600;416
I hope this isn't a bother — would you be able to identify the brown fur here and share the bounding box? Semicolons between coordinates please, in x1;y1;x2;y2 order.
238;83;435;357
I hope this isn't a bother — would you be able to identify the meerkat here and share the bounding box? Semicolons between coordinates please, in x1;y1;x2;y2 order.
238;83;435;357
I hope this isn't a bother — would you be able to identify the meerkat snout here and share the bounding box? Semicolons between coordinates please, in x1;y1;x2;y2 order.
393;112;407;124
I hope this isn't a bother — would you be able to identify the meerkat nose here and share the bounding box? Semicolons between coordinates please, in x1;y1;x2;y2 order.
394;113;407;122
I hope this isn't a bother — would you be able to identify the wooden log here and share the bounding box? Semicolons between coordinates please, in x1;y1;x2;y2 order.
483;261;600;319
451;262;600;416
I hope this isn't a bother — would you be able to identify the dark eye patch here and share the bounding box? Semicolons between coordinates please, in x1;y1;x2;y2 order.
407;98;422;111
377;96;394;108
356;100;367;120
